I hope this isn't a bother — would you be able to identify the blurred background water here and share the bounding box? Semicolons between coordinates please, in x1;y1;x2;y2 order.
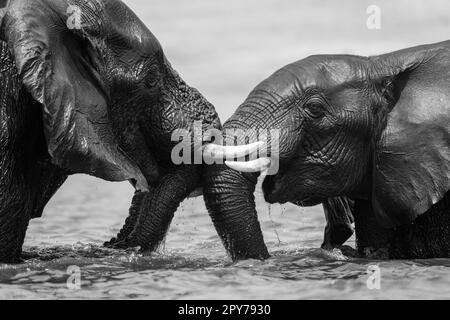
1;0;449;299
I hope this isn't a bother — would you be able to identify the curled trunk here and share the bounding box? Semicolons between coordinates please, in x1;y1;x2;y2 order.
104;190;148;247
108;166;199;251
203;164;269;260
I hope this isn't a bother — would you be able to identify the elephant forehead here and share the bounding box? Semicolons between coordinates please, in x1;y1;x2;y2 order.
99;0;162;50
255;63;321;97
292;55;368;87
254;55;367;98
67;0;163;54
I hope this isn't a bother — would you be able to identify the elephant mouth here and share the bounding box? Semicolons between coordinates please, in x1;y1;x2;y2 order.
292;197;323;207
262;174;289;204
262;174;323;206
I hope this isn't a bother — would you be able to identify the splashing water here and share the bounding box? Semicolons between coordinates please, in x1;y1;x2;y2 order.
1;176;447;299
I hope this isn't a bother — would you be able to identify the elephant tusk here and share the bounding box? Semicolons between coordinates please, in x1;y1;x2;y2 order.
203;141;264;160
225;157;271;173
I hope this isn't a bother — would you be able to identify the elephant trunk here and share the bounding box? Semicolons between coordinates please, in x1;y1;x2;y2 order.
104;191;147;247
108;167;199;251
202;95;284;260
203;164;269;260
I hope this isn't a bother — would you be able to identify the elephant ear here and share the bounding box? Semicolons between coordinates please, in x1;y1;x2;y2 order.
0;0;148;190
372;55;450;227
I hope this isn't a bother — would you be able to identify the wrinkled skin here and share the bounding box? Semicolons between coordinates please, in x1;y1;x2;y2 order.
204;41;450;260
0;0;220;263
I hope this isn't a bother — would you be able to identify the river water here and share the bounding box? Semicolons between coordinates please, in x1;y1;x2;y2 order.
1;0;449;299
1;175;449;299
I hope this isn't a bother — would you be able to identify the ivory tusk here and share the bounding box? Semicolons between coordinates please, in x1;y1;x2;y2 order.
225;157;271;173
203;141;264;160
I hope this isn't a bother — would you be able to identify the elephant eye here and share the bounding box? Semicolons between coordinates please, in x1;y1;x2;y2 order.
304;100;325;119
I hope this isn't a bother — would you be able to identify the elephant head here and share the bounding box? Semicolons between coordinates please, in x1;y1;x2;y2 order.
204;42;450;260
0;0;224;188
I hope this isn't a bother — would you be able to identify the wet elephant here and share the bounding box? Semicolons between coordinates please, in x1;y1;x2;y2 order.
0;0;246;262
203;41;450;260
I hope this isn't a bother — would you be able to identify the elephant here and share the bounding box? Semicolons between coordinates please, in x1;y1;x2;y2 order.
203;41;450;260
0;0;265;263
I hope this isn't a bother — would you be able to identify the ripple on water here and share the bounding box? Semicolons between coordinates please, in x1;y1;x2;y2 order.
0;243;449;299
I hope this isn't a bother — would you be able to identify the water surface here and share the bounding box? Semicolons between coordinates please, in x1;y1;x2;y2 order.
0;175;449;299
